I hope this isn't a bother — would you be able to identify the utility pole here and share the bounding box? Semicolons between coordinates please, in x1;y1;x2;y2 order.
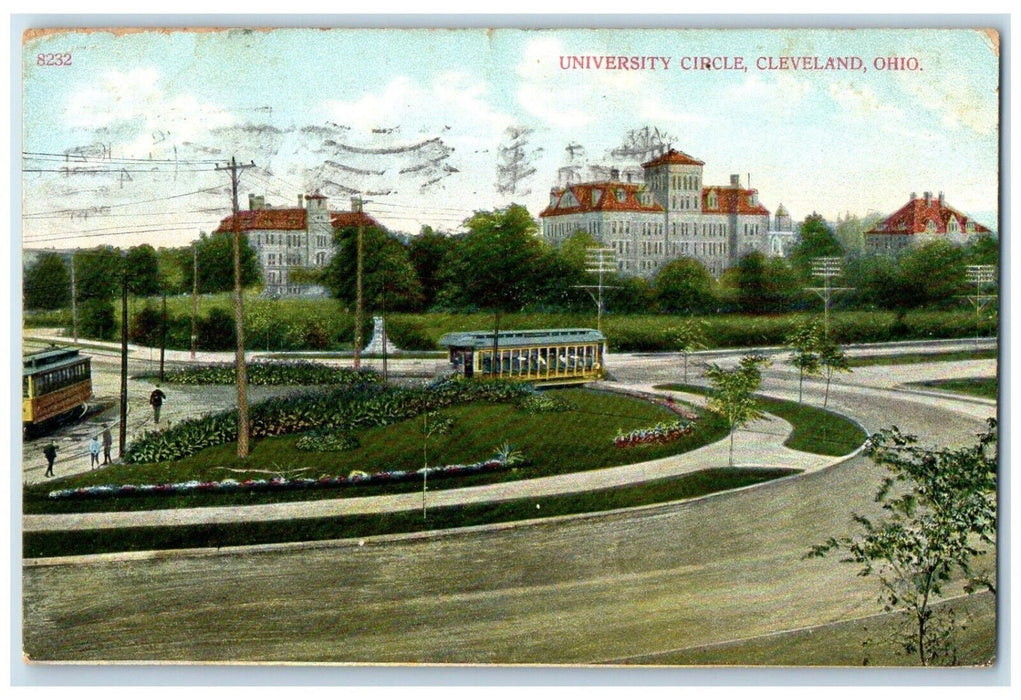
354;213;364;370
572;246;618;333
216;156;256;458
805;257;853;338
965;265;996;349
159;288;167;382
119;263;128;457
70;251;78;343
191;242;198;360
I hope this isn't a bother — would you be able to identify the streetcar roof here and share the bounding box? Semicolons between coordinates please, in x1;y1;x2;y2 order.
439;328;605;349
23;347;88;375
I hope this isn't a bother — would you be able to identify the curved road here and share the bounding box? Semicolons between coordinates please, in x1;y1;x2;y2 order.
21;356;997;664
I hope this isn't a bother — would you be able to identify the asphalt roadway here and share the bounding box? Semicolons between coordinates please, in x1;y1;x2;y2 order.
19;339;998;666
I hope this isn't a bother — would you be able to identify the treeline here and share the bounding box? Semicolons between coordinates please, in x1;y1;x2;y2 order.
24;206;999;334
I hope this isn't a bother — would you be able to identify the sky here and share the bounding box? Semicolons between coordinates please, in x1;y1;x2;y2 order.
20;26;1001;251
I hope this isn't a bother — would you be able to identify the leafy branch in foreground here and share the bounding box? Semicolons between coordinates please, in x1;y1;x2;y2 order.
807;418;997;666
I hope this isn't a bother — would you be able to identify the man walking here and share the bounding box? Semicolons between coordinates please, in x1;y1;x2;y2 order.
89;435;101;469
149;386;167;425
102;424;113;464
43;442;57;478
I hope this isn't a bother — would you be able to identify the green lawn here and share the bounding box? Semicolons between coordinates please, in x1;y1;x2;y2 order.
846;349;997;367
25;388;731;514
654;384;867;456
23;468;797;557
907;376;998;400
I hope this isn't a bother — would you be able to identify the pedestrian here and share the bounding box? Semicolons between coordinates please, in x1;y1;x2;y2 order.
102;424;113;464
43;442;57;478
149;386;167;424
89;435;101;469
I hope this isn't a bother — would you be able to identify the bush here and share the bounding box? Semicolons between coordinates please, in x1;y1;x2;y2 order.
294;429;360;452
129;305;164;346
159;362;382;387
197;307;236;351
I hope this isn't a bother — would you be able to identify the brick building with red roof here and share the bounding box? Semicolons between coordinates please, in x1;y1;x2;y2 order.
864;191;992;255
539;147;780;278
214;193;381;296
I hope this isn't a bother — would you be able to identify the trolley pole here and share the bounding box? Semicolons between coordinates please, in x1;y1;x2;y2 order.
805;257;853;339
216;156;256;459
119;267;128;457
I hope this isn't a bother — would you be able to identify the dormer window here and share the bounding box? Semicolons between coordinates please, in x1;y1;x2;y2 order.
966;221;976;232
926;220;937;233
707;190;718;209
592;189;601;206
948;218;960;233
616;189;626;203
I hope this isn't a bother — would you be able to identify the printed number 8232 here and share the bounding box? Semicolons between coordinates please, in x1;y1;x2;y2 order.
37;53;72;66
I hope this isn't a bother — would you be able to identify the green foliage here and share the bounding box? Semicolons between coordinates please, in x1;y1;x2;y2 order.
196;307;236;351
705;354;770;466
654;257;717;314
408;226;458;310
74;246;123;301
736;252;802;314
964;232;998;267
184;233;260;294
295;429;360;453
124;376;532;463
125;245;162;296
786;321;823;404
808;419;997;666
24;252;71;311
898;240;968;308
516;391;575;414
159;361;383;386
818;339;851;408
672;318;708;383
791;214;843;277
129;305;164;346
79;298;116;340
324;225;424;312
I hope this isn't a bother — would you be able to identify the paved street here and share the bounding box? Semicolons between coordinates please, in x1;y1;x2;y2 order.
20;336;997;664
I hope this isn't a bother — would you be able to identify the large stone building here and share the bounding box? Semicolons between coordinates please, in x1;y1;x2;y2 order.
214;194;380;296
864;191;992;255
538;148;782;278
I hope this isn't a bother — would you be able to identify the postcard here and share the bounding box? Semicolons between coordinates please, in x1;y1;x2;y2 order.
18;23;1001;671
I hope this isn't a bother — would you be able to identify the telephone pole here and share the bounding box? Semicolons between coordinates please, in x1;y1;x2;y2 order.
191;242;198;360
70;251;79;343
805;257;853;338
572;247;618;333
159;289;167;382
119;262;128;457
216;157;256;458
354;218;364;370
965;265;996;349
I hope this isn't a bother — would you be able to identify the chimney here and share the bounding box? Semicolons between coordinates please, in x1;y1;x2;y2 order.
351;197;363;213
924;192;932;205
249;194;256;210
730;174;740;188
626;172;632;183
938;192;945;207
610;167;620;181
910;192;917;201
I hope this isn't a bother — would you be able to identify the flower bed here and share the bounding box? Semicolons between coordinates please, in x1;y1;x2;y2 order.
48;454;524;501
614;420;696;448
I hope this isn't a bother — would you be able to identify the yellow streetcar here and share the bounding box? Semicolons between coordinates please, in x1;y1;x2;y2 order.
23;347;93;430
439;328;606;386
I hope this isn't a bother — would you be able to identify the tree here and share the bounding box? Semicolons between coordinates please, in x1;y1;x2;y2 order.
898;240;968;308
183;232;260;294
420;410;455;520
654;257;717;314
964;232;998;267
818;339;851;409
736;252;801;314
23;252;70;310
125;244;162;297
324;225;424;312
79;298;116;340
786;321;823;404
791;213;843;278
673;318;708;384
408;226;458;310
74;246;123;301
808;419;997;666
705;354;770;467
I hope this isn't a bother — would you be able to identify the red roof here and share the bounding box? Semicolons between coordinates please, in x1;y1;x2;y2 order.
701;187;771;216
866;194;991;236
642;148;705;168
539;182;663;218
215;208;381;233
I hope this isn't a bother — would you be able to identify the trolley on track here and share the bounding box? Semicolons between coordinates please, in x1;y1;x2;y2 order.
439;328;606;386
22;347;93;430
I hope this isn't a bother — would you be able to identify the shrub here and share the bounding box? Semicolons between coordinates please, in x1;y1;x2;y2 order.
295;429;360;452
197;307;236;350
79;299;116;340
158;361;383;387
517;392;575;414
